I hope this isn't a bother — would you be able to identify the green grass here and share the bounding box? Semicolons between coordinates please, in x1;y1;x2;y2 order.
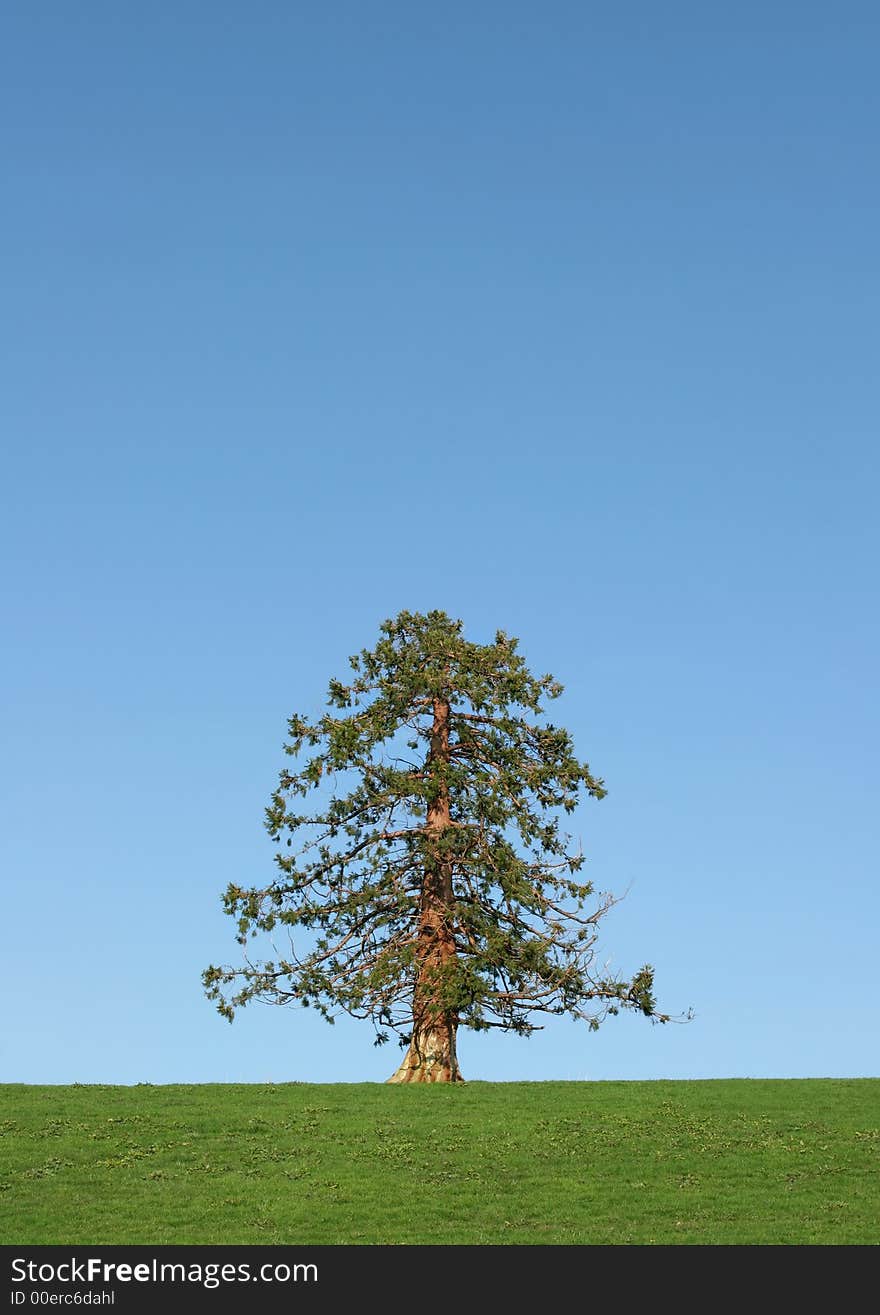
1;1080;878;1244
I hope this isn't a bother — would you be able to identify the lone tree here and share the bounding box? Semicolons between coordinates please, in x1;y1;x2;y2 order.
204;610;669;1082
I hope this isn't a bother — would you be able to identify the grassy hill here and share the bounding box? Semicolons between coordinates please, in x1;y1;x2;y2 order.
2;1079;877;1244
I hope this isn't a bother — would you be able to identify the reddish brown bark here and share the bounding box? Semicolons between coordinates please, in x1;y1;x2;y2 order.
388;696;463;1083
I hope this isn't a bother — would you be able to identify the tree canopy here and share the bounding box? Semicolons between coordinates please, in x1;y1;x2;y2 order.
203;610;669;1081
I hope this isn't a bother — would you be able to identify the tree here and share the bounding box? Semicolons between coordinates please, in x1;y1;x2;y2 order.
203;610;669;1082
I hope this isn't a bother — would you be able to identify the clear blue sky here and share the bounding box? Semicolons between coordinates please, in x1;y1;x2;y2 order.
3;3;877;1084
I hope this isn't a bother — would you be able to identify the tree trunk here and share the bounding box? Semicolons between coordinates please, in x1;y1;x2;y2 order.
387;1018;462;1083
387;695;464;1084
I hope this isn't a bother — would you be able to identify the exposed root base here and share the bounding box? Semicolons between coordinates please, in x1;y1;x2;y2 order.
387;1037;464;1084
387;1065;465;1084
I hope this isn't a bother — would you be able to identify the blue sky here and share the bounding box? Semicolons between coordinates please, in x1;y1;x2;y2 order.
3;2;877;1084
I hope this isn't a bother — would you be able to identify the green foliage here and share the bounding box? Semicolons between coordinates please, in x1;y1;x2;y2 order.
203;609;668;1048
4;1082;879;1244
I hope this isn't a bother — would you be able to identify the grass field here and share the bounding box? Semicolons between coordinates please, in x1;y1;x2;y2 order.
1;1080;877;1244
